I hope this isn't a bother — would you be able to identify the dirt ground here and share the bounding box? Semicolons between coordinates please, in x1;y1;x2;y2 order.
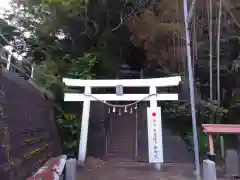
76;157;230;180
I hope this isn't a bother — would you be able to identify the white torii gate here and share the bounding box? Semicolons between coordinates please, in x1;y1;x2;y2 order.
63;76;181;168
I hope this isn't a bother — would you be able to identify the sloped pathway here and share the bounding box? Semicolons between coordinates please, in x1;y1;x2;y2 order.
77;160;197;180
77;158;230;180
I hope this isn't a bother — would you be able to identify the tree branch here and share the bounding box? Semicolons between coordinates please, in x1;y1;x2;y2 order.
112;0;151;32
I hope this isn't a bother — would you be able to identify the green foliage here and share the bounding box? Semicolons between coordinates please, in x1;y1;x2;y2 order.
33;53;98;105
8;0;129;79
34;60;61;89
183;128;219;157
230;88;240;108
183;129;209;157
162;100;228;120
68;52;97;79
199;100;228;120
56;112;80;155
92;28;125;78
5;0;132;157
0;19;19;43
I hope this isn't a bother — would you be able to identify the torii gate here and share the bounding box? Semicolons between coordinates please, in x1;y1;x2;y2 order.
63;76;181;169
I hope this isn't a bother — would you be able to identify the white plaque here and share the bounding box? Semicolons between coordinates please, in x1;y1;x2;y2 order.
147;107;163;163
116;85;123;96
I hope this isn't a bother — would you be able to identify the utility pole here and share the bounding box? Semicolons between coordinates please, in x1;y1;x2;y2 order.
183;0;201;179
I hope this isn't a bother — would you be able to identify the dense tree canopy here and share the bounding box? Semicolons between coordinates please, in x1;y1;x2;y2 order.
3;0;240;73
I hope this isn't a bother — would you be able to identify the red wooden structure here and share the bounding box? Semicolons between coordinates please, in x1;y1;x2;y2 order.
27;155;67;180
202;124;240;155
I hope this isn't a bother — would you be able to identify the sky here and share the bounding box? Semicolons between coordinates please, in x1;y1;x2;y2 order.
0;0;24;61
0;0;10;12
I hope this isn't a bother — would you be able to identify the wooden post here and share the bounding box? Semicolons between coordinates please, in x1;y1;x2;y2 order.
209;133;215;155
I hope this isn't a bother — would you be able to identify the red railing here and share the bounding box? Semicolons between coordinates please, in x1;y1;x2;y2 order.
202;124;240;155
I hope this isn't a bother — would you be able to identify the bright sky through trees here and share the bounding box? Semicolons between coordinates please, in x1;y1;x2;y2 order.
0;0;10;11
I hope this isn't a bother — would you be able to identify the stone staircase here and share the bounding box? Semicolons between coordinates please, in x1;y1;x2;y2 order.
107;112;136;159
105;103;193;163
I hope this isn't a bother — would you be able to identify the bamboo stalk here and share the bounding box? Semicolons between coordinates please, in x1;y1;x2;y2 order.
217;0;223;160
208;0;213;101
217;0;222;107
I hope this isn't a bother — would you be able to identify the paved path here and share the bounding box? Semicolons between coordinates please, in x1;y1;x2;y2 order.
77;159;230;180
77;160;199;180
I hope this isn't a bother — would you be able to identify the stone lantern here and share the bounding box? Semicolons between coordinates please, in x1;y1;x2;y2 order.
117;63;140;79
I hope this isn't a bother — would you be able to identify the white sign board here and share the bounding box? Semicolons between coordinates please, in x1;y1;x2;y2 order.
147;107;163;163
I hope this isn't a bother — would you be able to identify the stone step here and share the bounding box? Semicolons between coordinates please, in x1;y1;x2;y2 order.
108;160;151;169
